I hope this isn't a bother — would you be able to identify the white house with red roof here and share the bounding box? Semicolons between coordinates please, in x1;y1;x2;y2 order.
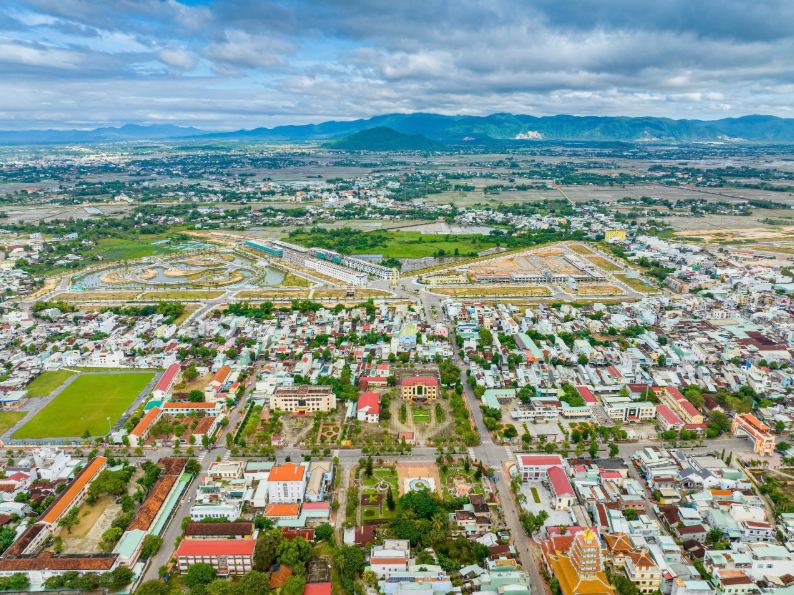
356;392;381;423
515;454;564;482
267;463;307;504
547;466;575;511
656;405;685;432
153;363;181;400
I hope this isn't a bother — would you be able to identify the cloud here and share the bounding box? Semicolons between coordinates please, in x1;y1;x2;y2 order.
2;0;794;128
157;47;195;70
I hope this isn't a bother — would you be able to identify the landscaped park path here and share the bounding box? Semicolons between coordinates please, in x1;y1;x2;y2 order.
0;370;163;445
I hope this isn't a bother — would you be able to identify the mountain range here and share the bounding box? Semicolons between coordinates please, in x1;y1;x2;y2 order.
3;114;794;145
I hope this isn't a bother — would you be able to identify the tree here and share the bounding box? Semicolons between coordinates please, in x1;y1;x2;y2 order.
188;389;205;403
185;459;202;475
237;571;271;595
314;523;334;541
776;420;786;435
253;529;283;571
183;365;198;381
136;580;170;595
58;507;80;533
708;527;723;543
588;441;598;459
186;563;217;587
277;536;312;569
100;566;134;591
140;535;163;559
365;455;373;478
609;444;619;458
202;434;211;450
363;570;378;585
658;355;666;367
386;486;396;510
623;509;638;521
282;575;307;595
577;354;589;366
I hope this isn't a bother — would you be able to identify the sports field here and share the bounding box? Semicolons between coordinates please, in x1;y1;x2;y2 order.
24;370;76;398
0;412;26;436
13;372;155;439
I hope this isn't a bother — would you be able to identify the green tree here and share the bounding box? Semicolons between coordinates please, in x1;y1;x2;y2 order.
386;486;396;511
281;575;307;595
140;535;163;559
253;529;283;571
314;523;334;541
623;509;638;521
188;389;205;403
135;580;169;595
185;459;202;475
609;444;619;458
237;571;271;595
577;354;589;366
588;441;598;459
186;563;217;587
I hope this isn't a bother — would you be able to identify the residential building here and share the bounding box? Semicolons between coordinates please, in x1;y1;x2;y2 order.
175;539;255;576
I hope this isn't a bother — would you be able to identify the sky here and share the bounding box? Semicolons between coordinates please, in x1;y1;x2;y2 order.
2;0;794;130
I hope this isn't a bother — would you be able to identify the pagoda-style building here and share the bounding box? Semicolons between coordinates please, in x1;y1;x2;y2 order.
541;528;616;595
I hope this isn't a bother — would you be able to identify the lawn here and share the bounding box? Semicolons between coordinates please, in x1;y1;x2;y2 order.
90;237;178;262
13;372;155;439
0;412;26;436
412;407;430;422
279;272;312;287
24;370;77;398
530;487;541;503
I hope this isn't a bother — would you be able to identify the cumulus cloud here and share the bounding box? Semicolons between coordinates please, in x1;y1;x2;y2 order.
2;0;794;128
157;47;196;70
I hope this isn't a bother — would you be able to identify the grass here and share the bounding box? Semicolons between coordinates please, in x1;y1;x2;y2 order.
138;291;223;300
279;272;312;287
568;244;594;255
746;244;794;254
530;487;541;503
0;412;26;436
412;406;430;422
428;286;551;297
89;236;178;262
586;256;622;271
23;370;77;398
289;230;499;259
13;372;155;439
236;290;310;299
576;285;623;295
615;274;659;294
57;292;141;301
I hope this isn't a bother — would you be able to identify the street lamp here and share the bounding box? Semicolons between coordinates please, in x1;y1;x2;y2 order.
106;417;111;435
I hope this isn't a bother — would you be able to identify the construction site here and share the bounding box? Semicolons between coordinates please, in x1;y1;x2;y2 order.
460;244;614;288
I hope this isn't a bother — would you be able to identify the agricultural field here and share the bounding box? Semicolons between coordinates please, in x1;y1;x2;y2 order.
586;256;622;271
614;274;659;293
13;372;155;439
23;370;77;398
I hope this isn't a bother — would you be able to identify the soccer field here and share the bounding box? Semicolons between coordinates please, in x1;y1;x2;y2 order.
23;370;76;398
13;372;155;439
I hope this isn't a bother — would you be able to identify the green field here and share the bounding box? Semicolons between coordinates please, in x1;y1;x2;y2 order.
23;370;77;398
13;372;155;439
289;230;499;259
0;412;26;436
90;237;178;261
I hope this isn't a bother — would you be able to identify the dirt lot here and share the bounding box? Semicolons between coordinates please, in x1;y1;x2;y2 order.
576;285;624;295
57;495;122;554
568;244;594;255
673;226;794;242
429;286;551;297
365;394;458;445
184;371;213;392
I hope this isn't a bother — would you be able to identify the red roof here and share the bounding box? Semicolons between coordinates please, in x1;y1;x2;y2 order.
601;472;622;479
269;463;305;482
176;539;255;557
547;466;574;496
679;400;701;418
518;454;563;466
155;363;180;392
304;584;332;595
576;386;597;404
666;386;685;400
401;376;438;387
301;502;330;510
357;392;380;415
656;405;683;426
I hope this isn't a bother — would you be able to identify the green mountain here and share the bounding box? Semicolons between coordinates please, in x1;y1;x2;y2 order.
691;115;794;140
322;127;445;151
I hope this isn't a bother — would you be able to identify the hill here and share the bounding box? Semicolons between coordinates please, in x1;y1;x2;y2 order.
0;124;205;145
322;127;445;151
691;115;794;141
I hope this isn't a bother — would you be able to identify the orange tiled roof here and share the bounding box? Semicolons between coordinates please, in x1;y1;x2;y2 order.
264;504;300;517
604;533;635;555
41;457;106;525
131;407;161;437
269;463;305;482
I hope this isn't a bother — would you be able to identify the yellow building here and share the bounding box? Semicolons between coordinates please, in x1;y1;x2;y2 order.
605;229;626;242
625;551;662;594
542;529;615;595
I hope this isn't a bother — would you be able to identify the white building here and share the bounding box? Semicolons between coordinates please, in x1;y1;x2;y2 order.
267;463;307;504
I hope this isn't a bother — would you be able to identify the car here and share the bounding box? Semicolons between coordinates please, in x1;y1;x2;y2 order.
188;497;192;503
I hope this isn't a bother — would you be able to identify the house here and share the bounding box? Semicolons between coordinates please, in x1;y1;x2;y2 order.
207;461;244;480
548;466;575;511
516;454;564;481
153;362;181;400
741;521;775;542
268;463;307;504
356;392;381;423
676;525;708;543
305;461;333;503
175;539;255;576
625;550;662;594
604;533;635;567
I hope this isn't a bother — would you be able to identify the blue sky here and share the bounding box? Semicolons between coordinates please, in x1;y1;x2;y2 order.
2;0;794;130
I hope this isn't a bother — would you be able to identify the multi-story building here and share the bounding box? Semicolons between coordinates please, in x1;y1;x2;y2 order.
541;529;615;595
601;396;656;423
175;539;255;576
267;463;307;504
41;456;107;528
515;454;564;482
398;373;439;402
731;414;775;456
270;385;336;413
548;466;575;511
625;551;662;594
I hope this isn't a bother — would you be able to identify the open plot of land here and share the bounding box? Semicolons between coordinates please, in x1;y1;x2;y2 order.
279;272;312;287
0;412;26;435
13;372;155;439
57;291;141;302
745;244;794;254
586;256;622;271
139;290;223;300
614;274;658;293
429;286;551;297
672;226;794;243
23;370;76;397
59;495;122;553
576;285;624;295
567;244;594;255
235;290;310;299
518;480;572;527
